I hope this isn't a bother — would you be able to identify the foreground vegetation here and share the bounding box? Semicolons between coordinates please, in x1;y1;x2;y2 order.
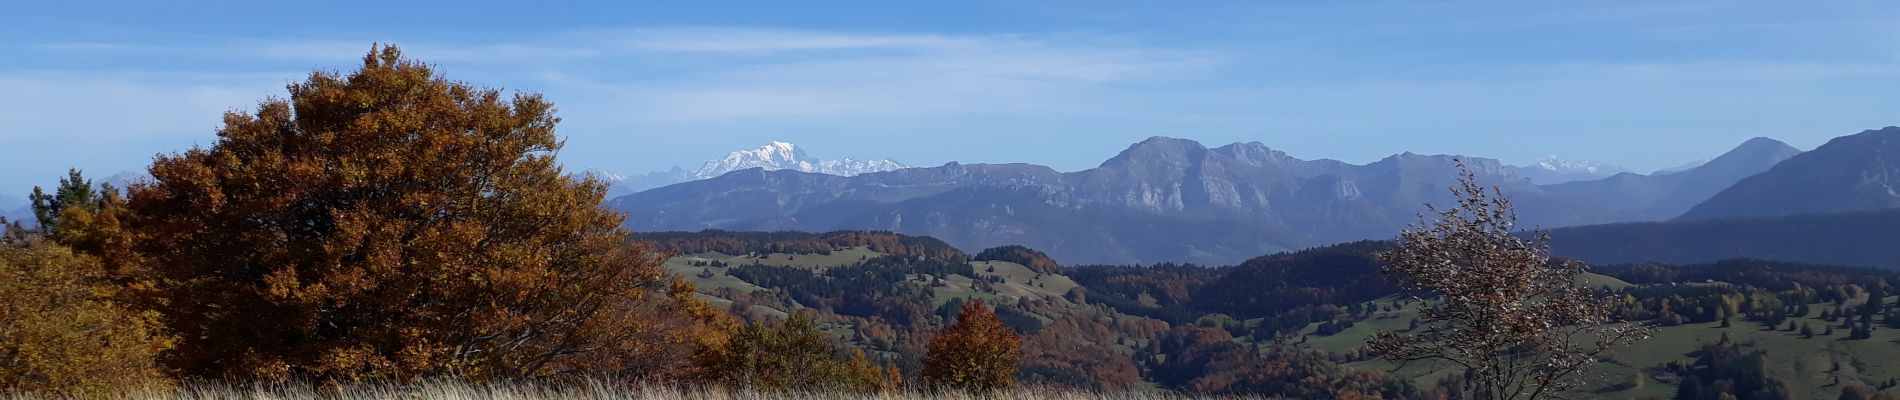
0;379;1251;400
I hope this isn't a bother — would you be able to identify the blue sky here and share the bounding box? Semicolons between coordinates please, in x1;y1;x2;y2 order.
5;1;1900;201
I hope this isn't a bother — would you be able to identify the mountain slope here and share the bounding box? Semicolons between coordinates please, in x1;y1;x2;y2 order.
0;194;26;225
0;194;23;212
1547;208;1900;269
1540;136;1801;221
1679;127;1900;220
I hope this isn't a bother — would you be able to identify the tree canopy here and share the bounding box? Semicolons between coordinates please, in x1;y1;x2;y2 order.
107;45;698;382
0;235;169;396
1368;163;1650;400
922;300;1022;392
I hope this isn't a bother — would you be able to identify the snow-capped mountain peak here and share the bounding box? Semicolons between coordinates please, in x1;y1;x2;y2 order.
1533;155;1618;174
692;141;906;179
589;142;909;198
583;168;630;183
1507;155;1628;184
693;141;804;179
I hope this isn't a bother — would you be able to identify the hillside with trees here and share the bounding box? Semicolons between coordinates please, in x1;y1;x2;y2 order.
1546;208;1900;269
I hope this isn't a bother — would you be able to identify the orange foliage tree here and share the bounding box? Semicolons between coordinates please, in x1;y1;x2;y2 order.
0;234;170;396
109;45;706;382
922;300;1022;392
710;314;898;392
1018;315;1143;391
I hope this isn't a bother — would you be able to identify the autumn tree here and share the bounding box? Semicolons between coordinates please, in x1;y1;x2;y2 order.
1366;162;1650;400
922;300;1022;392
0;234;170;396
112;45;698;382
1017;314;1143;391
567;276;737;384
710;314;898;392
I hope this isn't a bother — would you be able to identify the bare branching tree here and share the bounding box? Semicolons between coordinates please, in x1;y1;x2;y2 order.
1367;162;1651;400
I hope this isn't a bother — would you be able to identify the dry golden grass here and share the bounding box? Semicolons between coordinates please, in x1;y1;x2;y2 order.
3;379;1256;400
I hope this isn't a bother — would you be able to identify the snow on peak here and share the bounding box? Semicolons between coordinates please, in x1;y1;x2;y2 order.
692;141;908;179
1507;156;1629;184
1532;155;1619;174
582;169;631;183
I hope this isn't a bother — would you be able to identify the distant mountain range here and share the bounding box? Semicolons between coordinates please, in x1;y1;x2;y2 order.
609;131;1844;265
594;141;907;196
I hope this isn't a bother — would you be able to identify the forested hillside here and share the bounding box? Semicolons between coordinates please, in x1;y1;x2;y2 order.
1547;208;1900;269
645;230;1418;396
637;228;1900;399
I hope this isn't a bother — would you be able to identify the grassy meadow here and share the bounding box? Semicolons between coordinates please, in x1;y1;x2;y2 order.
1293;285;1900;400
3;379;1260;400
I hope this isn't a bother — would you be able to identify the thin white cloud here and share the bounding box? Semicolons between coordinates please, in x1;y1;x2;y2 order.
549;28;1217;121
582;27;976;53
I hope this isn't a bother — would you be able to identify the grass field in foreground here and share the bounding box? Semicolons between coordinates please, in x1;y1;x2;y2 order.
12;379;1256;400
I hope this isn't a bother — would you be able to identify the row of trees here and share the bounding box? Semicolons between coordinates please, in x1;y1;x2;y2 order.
0;45;1020;396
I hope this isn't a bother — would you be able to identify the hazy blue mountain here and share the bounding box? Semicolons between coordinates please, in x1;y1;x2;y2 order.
612;136;1637;265
1653;158;1709;175
0;194;23;214
1678;127;1900;221
589;167;692;198
1539;137;1801;221
99;170;148;189
0;194;29;225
